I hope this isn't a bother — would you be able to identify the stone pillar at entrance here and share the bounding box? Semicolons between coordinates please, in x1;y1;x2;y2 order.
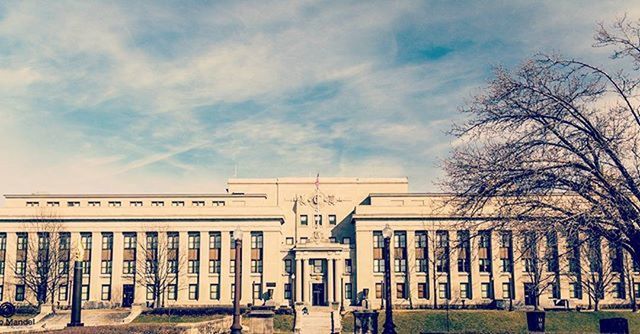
296;259;303;302
327;259;335;303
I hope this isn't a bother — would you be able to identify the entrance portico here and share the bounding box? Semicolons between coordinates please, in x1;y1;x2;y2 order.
292;242;345;306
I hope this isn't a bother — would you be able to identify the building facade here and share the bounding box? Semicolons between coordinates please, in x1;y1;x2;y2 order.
0;177;636;310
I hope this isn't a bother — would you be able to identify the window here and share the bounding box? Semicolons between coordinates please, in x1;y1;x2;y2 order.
168;233;179;249
88;201;101;207
329;215;337;225
101;285;111;300
418;283;429;299
26;201;39;207
17;233;27;250
375;283;383;299
314;215;322;225
59;285;68;301
146;285;155;301
210;284;220;300
168;285;177;300
188;233;200;249
172;201;185;207
15;261;25;275
123;233;136;249
102;234;113;250
345;283;353;299
15;285;25;301
438;283;449;299
81;285;89;301
47;201;60;207
460;283;470;299
345;259;352;274
81;261;91;275
284;283;292;300
101;261;112;274
481;283;492;299
108;201;121;207
151;201;164;207
188;260;199;274
502;282;512;299
213;200;225;206
286;237;294;245
123;261;135;274
396;283;406;299
189;284;198;300
209;233;221;249
81;233;92;251
192;201;205;207
67;201;80;207
253;283;262;300
209;260;220;274
284;259;293;274
300;215;308;225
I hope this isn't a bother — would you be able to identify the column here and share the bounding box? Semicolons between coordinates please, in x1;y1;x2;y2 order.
111;232;124;305
327;258;334;303
295;258;302;302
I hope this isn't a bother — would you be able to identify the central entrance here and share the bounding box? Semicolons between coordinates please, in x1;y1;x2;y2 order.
312;283;326;306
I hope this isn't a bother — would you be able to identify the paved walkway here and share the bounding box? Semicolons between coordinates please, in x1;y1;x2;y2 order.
0;308;131;333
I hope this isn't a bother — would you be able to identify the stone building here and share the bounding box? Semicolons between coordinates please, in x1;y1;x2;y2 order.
0;177;636;310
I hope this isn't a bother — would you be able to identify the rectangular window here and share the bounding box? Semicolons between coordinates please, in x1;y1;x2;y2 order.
345;283;353;300
502;282;512;299
418;282;429;299
210;284;220;300
108;201;121;207
300;215;308;225
101;261;112;274
284;283;292;300
438;283;449;299
189;284;198;300
329;215;337;225
59;285;68;301
15;285;25;301
81;285;89;301
481;283;492;299
188;233;200;249
168;285;177;300
188;260;199;274
396;283;406;299
460;282;470;299
101;285;111;301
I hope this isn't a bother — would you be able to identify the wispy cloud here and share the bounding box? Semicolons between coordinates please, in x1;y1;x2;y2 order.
0;0;637;198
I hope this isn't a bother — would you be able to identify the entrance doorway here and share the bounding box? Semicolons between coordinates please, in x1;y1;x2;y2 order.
312;283;326;306
123;284;135;307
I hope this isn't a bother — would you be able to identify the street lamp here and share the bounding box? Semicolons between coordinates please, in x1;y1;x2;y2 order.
382;224;396;334
230;227;244;334
68;243;84;327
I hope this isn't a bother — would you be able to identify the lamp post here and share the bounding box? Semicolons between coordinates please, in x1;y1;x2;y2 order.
68;244;84;327
230;227;244;334
382;224;396;334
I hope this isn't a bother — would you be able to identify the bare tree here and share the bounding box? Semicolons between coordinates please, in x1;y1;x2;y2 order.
443;16;640;265
10;211;71;311
135;229;187;308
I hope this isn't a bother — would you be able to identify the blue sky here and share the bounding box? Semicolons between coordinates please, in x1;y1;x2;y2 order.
0;1;638;196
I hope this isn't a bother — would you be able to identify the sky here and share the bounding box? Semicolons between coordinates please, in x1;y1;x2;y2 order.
0;1;639;197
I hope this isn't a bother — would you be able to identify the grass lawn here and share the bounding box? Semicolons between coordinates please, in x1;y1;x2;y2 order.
341;310;640;334
133;313;224;324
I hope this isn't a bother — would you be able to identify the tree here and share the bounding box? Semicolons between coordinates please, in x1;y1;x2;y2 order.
135;230;187;308
11;211;71;311
443;16;640;265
